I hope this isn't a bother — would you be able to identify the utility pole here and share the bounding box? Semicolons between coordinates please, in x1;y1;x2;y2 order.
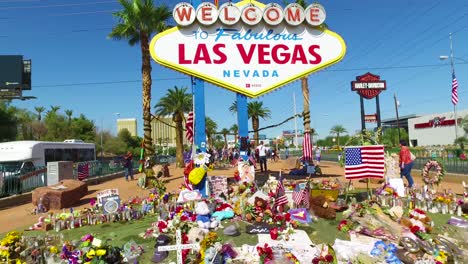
393;93;401;143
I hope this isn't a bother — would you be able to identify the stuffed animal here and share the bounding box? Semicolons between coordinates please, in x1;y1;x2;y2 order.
195;201;219;231
187;227;206;244
309;195;336;220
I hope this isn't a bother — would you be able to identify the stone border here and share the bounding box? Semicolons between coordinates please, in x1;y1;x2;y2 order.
0;169;138;210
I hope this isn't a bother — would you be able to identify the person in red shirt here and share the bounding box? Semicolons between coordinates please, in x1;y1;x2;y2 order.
399;140;414;188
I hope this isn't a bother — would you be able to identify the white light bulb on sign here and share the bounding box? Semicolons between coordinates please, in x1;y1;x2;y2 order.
173;2;196;27
196;3;218;26
218;3;241;25
241;5;263;26
283;4;305;26
305;3;326;26
263;4;284;26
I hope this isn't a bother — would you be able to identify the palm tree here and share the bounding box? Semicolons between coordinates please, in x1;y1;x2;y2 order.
65;110;73;124
230;124;238;144
34;106;45;121
205;117;218;149
248;101;271;145
220;128;230;147
330;125;348;148
460;115;468;134
49;105;60;114
154;86;192;167
109;0;171;156
229;101;271;145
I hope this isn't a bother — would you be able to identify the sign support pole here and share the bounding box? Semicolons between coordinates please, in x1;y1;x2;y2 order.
360;95;366;131
376;94;382;128
237;93;249;161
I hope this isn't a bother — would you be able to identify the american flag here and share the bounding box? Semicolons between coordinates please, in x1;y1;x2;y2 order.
452;72;458;105
77;163;89;180
344;145;385;179
273;177;288;209
302;132;313;161
292;184;310;207
185;111;194;143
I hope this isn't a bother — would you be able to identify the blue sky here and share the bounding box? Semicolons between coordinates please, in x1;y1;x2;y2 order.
3;0;468;141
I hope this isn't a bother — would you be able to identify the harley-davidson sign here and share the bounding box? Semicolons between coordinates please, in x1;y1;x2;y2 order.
414;117;460;129
150;0;346;98
351;72;386;99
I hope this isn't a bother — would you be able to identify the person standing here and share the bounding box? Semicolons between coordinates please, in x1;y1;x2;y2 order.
124;151;134;181
256;141;267;172
315;147;322;165
285;147;289;159
399;140;414;188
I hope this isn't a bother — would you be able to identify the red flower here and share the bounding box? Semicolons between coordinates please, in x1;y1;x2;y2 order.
410;225;420;234
312;257;320;264
338;220;348;231
157;221;167;232
284;213;291;222
275;215;283;222
181;215;188;221
325;254;334;262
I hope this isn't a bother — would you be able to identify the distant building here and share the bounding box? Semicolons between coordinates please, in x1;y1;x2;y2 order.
408;110;467;147
381;114;419;133
117;118;137;137
151;115;189;147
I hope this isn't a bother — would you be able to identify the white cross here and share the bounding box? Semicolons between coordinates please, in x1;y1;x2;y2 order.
158;229;200;264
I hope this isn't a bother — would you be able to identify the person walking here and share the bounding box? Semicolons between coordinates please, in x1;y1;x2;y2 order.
399;140;414;188
124;151;134;181
256;141;267;172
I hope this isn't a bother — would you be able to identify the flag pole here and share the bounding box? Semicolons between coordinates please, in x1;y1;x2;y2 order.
449;32;458;140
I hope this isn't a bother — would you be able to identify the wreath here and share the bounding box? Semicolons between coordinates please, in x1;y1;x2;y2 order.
422;160;445;185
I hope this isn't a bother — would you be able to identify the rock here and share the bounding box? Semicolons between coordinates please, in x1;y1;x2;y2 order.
223;225;240;236
32;180;87;210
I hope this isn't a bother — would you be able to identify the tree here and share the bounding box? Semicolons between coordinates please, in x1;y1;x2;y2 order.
382;128;408;147
34;106;45;121
220;128;230;147
0;101;17;142
454;137;467;150
205;117;218;149
109;0;171;156
70;114;96;142
460;115;468;134
154;86;192;167
230;124;238;144
330;125;348;148
248;101;271;145
49;105;60;114
65;109;73;124
229;101;271;145
14;108;34;140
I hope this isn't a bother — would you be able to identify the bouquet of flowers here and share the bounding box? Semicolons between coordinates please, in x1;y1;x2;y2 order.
256;244;274;264
312;244;337;264
0;231;24;262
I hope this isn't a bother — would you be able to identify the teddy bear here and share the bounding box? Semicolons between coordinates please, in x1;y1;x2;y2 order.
195;201;219;232
309;195;336;220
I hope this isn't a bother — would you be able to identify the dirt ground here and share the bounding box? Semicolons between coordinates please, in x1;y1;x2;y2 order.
0;159;465;234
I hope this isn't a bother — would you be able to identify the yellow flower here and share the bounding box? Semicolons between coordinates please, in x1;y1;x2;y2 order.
49;246;59;254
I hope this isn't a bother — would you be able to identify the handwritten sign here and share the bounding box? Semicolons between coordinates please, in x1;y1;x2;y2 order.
246;223;271;234
96;189;119;206
208;176;228;198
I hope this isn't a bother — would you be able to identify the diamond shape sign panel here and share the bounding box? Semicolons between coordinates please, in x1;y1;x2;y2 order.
150;1;346;98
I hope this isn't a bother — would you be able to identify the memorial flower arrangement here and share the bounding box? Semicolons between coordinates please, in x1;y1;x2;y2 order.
310;179;342;190
369;240;402;264
256;243;274;264
0;231;24;262
422;160;445;185
376;183;399;197
312;244;336;264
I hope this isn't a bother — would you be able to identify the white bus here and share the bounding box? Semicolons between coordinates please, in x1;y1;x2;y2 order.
0;140;96;175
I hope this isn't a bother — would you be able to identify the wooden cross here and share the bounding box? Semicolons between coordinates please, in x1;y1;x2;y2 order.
158;229;200;264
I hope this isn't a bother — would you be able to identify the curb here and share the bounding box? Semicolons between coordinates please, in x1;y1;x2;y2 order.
0;170;131;210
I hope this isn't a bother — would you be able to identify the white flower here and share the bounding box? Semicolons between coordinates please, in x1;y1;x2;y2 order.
194;152;211;165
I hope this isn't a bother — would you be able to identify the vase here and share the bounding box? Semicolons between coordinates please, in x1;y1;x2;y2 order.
457;206;462;216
